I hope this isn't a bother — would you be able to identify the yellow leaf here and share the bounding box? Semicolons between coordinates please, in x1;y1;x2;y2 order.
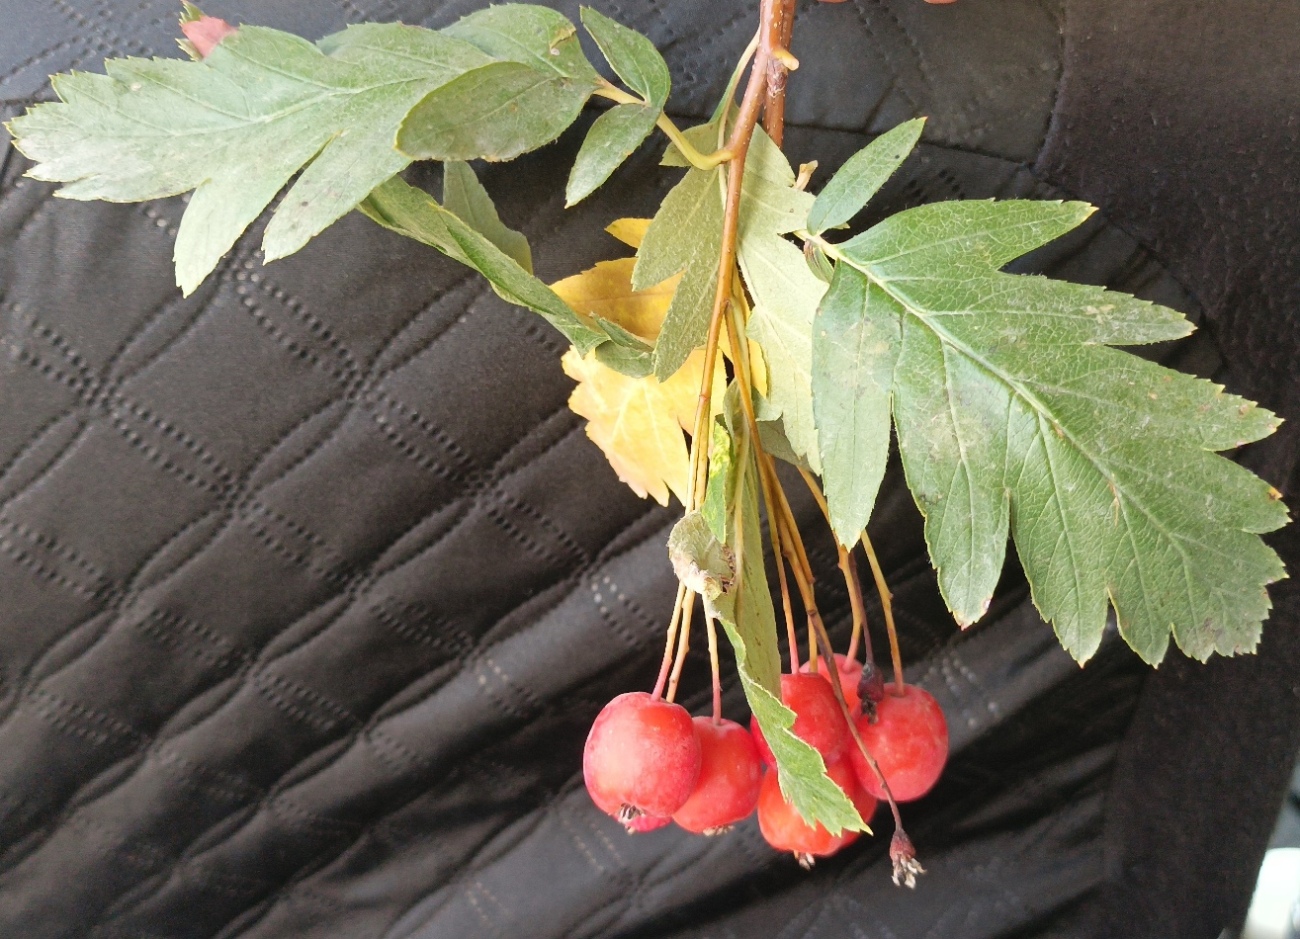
562;346;723;506
552;258;679;344
554;217;756;504
606;217;652;250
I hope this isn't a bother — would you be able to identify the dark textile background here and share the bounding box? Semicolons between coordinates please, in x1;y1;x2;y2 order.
1;2;1297;938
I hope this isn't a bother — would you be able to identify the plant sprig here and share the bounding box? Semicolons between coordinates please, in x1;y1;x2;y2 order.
5;0;1288;858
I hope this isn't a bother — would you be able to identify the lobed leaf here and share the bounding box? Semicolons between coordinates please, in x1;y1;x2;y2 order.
820;198;1288;663
7;23;496;294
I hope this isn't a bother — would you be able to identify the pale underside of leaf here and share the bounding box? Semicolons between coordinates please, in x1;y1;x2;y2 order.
830;199;1287;663
7;24;495;293
739;232;825;474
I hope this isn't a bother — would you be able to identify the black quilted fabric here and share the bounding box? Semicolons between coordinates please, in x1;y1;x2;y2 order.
1;2;1297;938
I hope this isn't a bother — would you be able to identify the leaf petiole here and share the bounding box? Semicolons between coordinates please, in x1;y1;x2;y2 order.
592;81;733;170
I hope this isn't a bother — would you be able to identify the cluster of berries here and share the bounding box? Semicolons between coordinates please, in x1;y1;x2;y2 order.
584;653;949;867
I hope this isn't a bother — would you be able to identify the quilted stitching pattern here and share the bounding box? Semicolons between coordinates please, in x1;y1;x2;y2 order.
1;3;1295;938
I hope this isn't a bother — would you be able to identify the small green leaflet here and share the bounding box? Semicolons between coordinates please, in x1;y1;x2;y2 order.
566;105;660;207
706;412;862;834
443;161;532;272
6;22;494;294
817;199;1287;664
567;8;671;207
359;176;608;355
580;8;670;107
806;118;924;234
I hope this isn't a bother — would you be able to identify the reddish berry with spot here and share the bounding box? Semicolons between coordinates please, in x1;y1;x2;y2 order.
584;692;701;826
849;683;949;802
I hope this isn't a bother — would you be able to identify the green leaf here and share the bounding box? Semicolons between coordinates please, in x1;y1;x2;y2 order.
359;176;607;354
828;198;1288;663
728;127;822;472
443;161;532;272
6;23;494;294
667;511;735;599
735;154;825;480
812;263;897;547
807;118;924;235
756;416;812;472
633;164;724;379
443;4;599;84
565;104;660;206
701;419;735;542
396;61;595;162
636;125;813;383
591;320;654;377
580;7;671;107
706;413;861;834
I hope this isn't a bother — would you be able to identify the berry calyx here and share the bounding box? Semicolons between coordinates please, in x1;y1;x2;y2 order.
584;691;701;821
757;758;861;866
800;652;864;716
849;684;949;802
672;717;763;835
751;672;850;766
589;784;671;833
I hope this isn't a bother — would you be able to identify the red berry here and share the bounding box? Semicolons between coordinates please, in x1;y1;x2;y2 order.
800;653;864;716
845;762;879;825
751;672;850;766
757;759;860;864
672;718;763;835
848;684;949;802
584;692;701;821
